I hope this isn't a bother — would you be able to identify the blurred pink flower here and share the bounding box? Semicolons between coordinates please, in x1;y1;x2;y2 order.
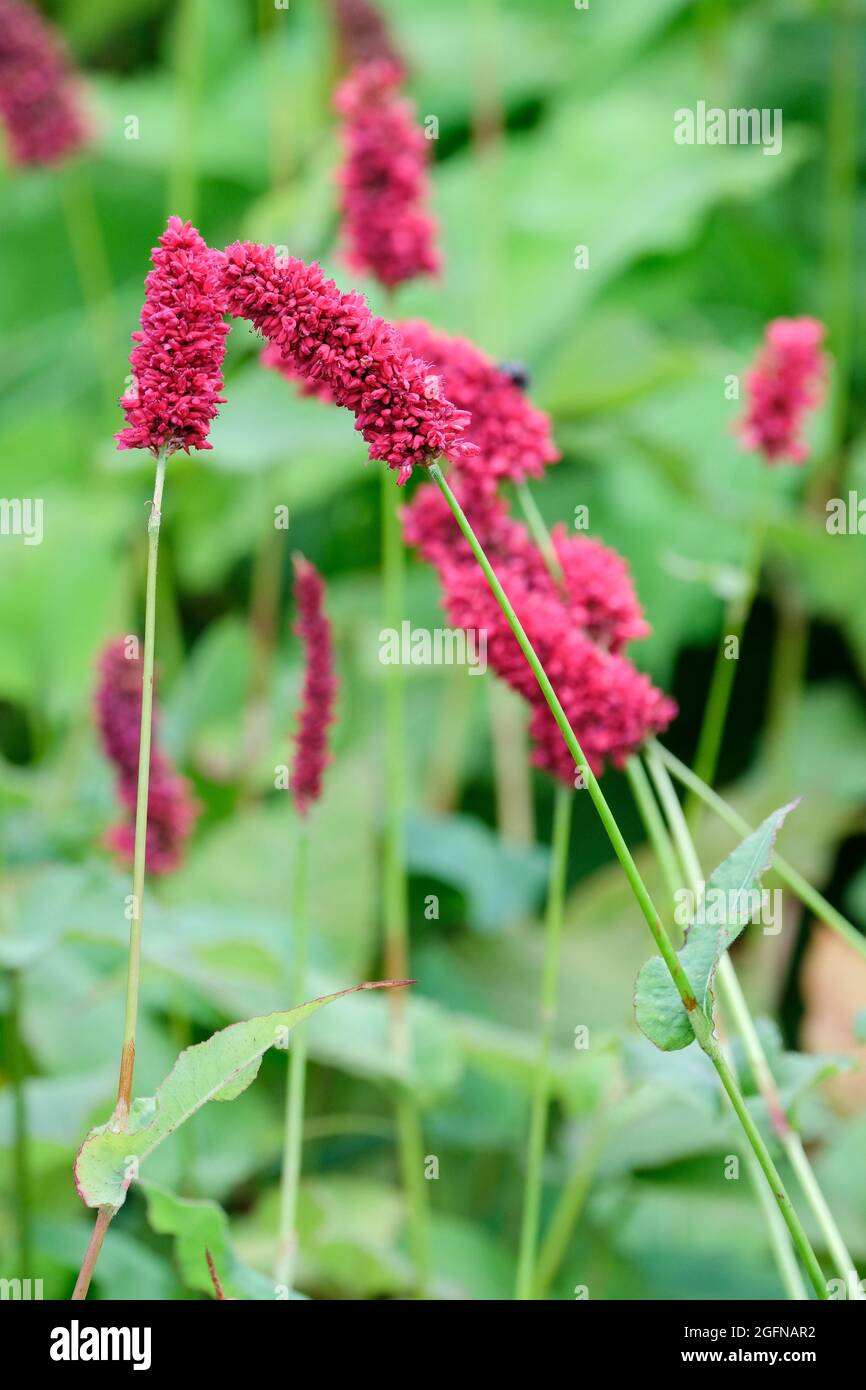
116;217;229;456
95;639;199;875
330;0;403;72
738;316;827;464
290;556;339;815
403;483;675;781
397;321;560;491
335;60;439;290
221;240;475;483
0;0;88;166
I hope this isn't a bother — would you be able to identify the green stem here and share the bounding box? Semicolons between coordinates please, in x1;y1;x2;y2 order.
685;492;770;828
625;756;682;911
652;739;866;964
381;468;430;1294
429;461;829;1299
275;822;310;1291
7;969;31;1280
515;785;573;1300
116;450;167;1120
532;1104;612;1299
647;746;858;1297
58;164;118;410
515;480;562;580
167;0;203;219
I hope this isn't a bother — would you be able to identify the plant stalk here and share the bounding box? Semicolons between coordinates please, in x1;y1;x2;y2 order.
532;1104;612;1299
429;461;829;1299
275;822;310;1292
7;969;31;1280
381;468;430;1294
515;784;573;1299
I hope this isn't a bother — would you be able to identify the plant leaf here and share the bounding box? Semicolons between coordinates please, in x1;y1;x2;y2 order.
74;982;409;1211
634;804;797;1051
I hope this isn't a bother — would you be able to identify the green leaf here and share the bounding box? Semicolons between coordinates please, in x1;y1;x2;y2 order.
405;810;549;932
141;1181;290;1301
634;804;797;1051
74;982;407;1211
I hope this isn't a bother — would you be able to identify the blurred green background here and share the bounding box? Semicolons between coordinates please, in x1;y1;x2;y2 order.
1;0;865;1300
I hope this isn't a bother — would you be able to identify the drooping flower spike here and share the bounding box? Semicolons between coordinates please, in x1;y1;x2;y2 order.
329;0;403;73
0;0;88;166
397;321;560;491
221;241;475;483
403;483;675;781
116;217;230;456
95;638;199;874
738;316;827;465
290;556;339;815
334;60;439;290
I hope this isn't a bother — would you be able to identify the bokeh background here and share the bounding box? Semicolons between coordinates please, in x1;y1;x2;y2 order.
1;0;865;1300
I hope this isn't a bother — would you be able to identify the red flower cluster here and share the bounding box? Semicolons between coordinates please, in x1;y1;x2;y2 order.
397;320;560;491
221;240;475;483
403;484;675;781
290;556;339;815
95;639;199;874
334;60;439;290
116;217;229;456
0;0;87;166
330;0;403;72
738;316;827;464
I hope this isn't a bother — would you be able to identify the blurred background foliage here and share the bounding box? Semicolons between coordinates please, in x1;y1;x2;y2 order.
0;0;865;1299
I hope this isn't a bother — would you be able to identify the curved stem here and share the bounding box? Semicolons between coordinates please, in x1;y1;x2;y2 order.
515;785;573;1299
275;822;310;1292
429;461;829;1299
532;1104;612;1300
685;491;770;829
651;740;866;964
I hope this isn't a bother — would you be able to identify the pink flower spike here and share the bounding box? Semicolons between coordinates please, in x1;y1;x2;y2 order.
221;241;476;483
335;60;440;290
116;217;230;457
737;316;827;465
95;638;199;875
330;0;404;73
397;320;560;490
0;0;88;167
290;556;339;816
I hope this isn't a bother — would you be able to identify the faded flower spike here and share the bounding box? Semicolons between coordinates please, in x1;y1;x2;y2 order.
0;0;88;166
95;638;199;874
221;241;475;483
116;217;229;456
290;556;339;816
738;316;827;465
335;59;439;290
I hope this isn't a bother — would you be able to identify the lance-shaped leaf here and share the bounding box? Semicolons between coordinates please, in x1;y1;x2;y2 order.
634;804;797;1051
74;982;409;1211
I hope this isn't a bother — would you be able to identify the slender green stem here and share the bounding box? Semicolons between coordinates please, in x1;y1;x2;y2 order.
515;785;573;1300
685;492;770;829
647;747;858;1297
167;0;203;219
58;165;118;410
532;1104;612;1299
515;481;562;581
116;450;167;1120
381;468;430;1294
275;822;310;1291
652;739;866;964
625;756;682;910
7;969;31;1280
429;461;829;1298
